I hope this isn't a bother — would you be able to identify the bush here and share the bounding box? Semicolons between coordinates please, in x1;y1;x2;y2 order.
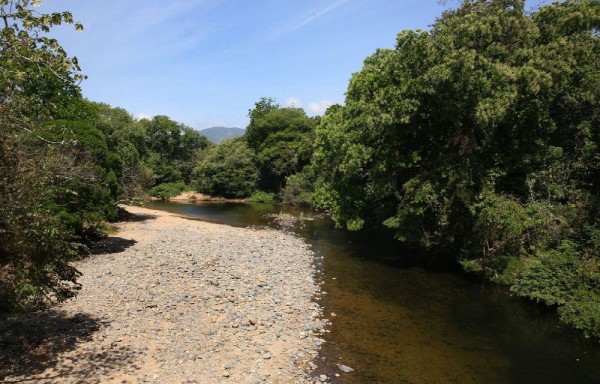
281;171;315;207
148;182;187;200
0;136;83;312
511;242;582;306
248;191;276;203
559;296;600;339
511;241;600;338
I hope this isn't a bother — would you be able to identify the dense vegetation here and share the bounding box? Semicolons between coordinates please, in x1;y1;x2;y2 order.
192;97;317;201
193;138;259;198
0;0;210;311
313;0;600;338
1;0;598;340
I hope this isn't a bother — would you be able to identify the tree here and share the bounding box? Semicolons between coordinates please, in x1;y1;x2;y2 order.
313;0;600;337
245;101;316;192
91;102;152;201
1;1;84;124
193;138;259;198
247;97;280;135
140;116;210;185
0;0;87;311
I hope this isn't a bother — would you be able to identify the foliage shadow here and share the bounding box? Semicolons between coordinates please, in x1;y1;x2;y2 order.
0;309;142;382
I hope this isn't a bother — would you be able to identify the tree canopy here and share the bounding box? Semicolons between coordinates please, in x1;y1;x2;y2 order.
1;0;87;310
314;0;600;338
193;138;259;198
245;101;317;192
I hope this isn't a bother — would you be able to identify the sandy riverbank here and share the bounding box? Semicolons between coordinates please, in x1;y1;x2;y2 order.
151;191;247;203
0;205;327;383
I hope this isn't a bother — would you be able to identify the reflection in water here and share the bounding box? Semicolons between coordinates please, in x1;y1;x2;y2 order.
146;201;600;384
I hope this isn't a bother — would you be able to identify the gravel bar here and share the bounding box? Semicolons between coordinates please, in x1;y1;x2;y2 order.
0;205;327;384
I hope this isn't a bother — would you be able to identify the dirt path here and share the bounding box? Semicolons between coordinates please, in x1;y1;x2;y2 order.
0;206;326;383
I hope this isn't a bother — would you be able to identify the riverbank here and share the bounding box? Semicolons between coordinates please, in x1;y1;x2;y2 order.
0;205;327;383
151;191;248;204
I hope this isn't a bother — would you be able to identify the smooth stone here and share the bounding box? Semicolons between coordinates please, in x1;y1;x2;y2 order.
339;364;354;373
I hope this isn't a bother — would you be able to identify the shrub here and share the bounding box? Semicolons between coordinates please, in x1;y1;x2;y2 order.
148;182;187;200
281;171;315;207
559;296;600;339
248;191;276;203
511;242;582;306
511;241;600;338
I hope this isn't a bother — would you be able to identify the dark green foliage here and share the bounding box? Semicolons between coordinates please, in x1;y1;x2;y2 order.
512;242;586;306
248;191;277;204
245;101;316;192
559;297;600;339
246;97;280;137
41;119;123;226
61;100;154;202
0;0;87;311
313;0;600;338
149;182;187;200
193;139;259;198
140;116;211;185
512;241;600;338
281;168;315;207
0;134;84;311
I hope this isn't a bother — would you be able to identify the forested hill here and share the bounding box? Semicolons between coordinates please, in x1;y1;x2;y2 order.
200;127;245;143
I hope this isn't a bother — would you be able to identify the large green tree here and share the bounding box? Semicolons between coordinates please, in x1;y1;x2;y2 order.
314;0;600;337
245;100;316;192
193;138;259;198
0;0;87;310
140;115;210;186
91;102;153;201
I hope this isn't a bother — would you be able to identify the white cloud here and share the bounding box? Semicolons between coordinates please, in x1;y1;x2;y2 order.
285;96;303;108
284;97;333;115
307;100;333;116
290;0;350;31
270;0;350;41
134;113;154;121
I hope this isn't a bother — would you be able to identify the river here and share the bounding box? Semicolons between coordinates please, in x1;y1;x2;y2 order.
146;200;600;384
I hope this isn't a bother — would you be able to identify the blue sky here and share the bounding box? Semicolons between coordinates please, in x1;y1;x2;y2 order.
41;0;551;130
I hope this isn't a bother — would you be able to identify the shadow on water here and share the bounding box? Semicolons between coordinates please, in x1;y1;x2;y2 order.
0;310;141;382
146;200;600;384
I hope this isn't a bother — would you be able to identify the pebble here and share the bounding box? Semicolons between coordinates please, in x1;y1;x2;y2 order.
1;206;327;384
339;364;354;373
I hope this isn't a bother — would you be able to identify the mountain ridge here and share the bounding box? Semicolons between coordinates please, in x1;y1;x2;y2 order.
200;126;245;143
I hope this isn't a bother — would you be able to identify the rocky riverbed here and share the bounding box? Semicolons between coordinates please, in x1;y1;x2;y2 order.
0;205;328;383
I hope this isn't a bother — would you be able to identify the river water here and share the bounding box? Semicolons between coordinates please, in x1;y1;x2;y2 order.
146;201;600;384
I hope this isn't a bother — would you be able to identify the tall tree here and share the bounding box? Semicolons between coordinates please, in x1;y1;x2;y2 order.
314;0;600;337
245;100;316;192
0;0;87;310
193;138;259;198
141;115;210;185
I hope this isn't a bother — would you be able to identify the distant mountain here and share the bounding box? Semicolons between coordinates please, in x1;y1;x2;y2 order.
200;127;245;144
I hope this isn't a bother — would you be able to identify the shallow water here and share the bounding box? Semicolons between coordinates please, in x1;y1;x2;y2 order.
146;201;600;384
